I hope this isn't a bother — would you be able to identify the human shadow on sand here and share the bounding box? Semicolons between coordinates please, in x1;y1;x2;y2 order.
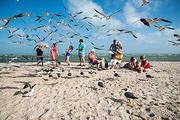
9;74;38;78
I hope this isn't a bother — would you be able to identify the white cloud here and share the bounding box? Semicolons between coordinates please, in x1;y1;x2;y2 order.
136;28;180;45
123;1;148;28
67;0;123;29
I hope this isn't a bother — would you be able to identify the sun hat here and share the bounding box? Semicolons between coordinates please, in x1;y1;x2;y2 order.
91;49;95;52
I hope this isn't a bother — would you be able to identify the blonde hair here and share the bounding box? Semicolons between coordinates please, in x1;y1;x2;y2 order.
117;41;122;48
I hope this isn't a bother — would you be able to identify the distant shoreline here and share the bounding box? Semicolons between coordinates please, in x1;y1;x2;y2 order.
0;54;179;63
0;53;180;55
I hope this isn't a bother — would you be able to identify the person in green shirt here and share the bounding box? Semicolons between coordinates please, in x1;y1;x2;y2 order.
76;39;86;66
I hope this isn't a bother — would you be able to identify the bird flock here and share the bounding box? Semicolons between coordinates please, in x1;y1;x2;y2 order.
0;0;180;52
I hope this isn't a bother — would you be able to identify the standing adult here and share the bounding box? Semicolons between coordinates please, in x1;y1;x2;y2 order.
51;43;59;66
36;46;44;66
116;41;123;54
109;40;117;58
76;39;86;66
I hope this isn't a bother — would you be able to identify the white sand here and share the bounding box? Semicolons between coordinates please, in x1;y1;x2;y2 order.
0;62;179;120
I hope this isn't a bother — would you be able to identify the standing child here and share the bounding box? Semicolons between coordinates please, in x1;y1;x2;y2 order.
51;43;59;67
65;45;73;66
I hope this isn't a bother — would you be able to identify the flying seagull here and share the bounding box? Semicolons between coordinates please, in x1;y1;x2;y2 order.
34;13;64;21
168;40;180;46
141;0;151;7
91;42;106;51
154;22;174;31
94;9;121;20
140;17;172;27
174;34;180;41
117;29;137;38
3;12;30;26
174;34;180;38
123;88;138;99
73;24;89;31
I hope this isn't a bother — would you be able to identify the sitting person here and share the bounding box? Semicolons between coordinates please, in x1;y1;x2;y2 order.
36;46;44;66
88;49;105;70
124;57;140;70
108;41;123;69
140;55;151;72
65;45;73;66
129;57;137;69
135;61;140;70
108;53;123;69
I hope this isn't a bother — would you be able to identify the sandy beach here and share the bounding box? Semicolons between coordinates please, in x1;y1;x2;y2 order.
0;62;179;120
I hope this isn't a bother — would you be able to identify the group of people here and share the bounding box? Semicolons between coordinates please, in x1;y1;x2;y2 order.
36;39;85;67
35;39;151;72
125;55;151;72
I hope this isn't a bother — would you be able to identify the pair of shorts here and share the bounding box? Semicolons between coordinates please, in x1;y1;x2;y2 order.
66;53;71;56
109;59;121;66
78;53;85;58
37;56;43;61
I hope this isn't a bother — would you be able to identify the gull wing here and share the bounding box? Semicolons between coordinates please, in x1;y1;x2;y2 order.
118;29;137;38
94;9;107;18
109;9;121;17
154;18;172;23
174;34;180;38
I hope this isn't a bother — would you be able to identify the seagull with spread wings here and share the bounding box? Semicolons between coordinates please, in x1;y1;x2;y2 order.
88;22;106;31
154;22;174;31
174;34;180;38
91;42;106;51
140;17;172;27
73;24;90;31
173;34;180;41
168;40;180;46
117;29;137;38
2;12;31;26
34;13;64;21
94;9;121;20
141;0;151;7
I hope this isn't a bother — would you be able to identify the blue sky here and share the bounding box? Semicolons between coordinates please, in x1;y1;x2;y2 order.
0;0;180;54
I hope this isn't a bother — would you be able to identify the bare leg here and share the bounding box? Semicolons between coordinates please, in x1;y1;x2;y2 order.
82;55;85;66
101;58;105;69
66;56;70;65
37;60;40;65
143;68;151;72
56;59;58;67
79;56;82;66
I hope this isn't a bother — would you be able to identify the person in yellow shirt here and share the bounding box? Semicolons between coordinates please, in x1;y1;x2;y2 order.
108;41;123;69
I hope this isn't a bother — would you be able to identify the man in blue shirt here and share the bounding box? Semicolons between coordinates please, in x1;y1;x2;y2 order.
76;39;86;66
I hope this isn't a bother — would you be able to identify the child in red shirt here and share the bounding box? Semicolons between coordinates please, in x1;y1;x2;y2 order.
140;55;151;72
